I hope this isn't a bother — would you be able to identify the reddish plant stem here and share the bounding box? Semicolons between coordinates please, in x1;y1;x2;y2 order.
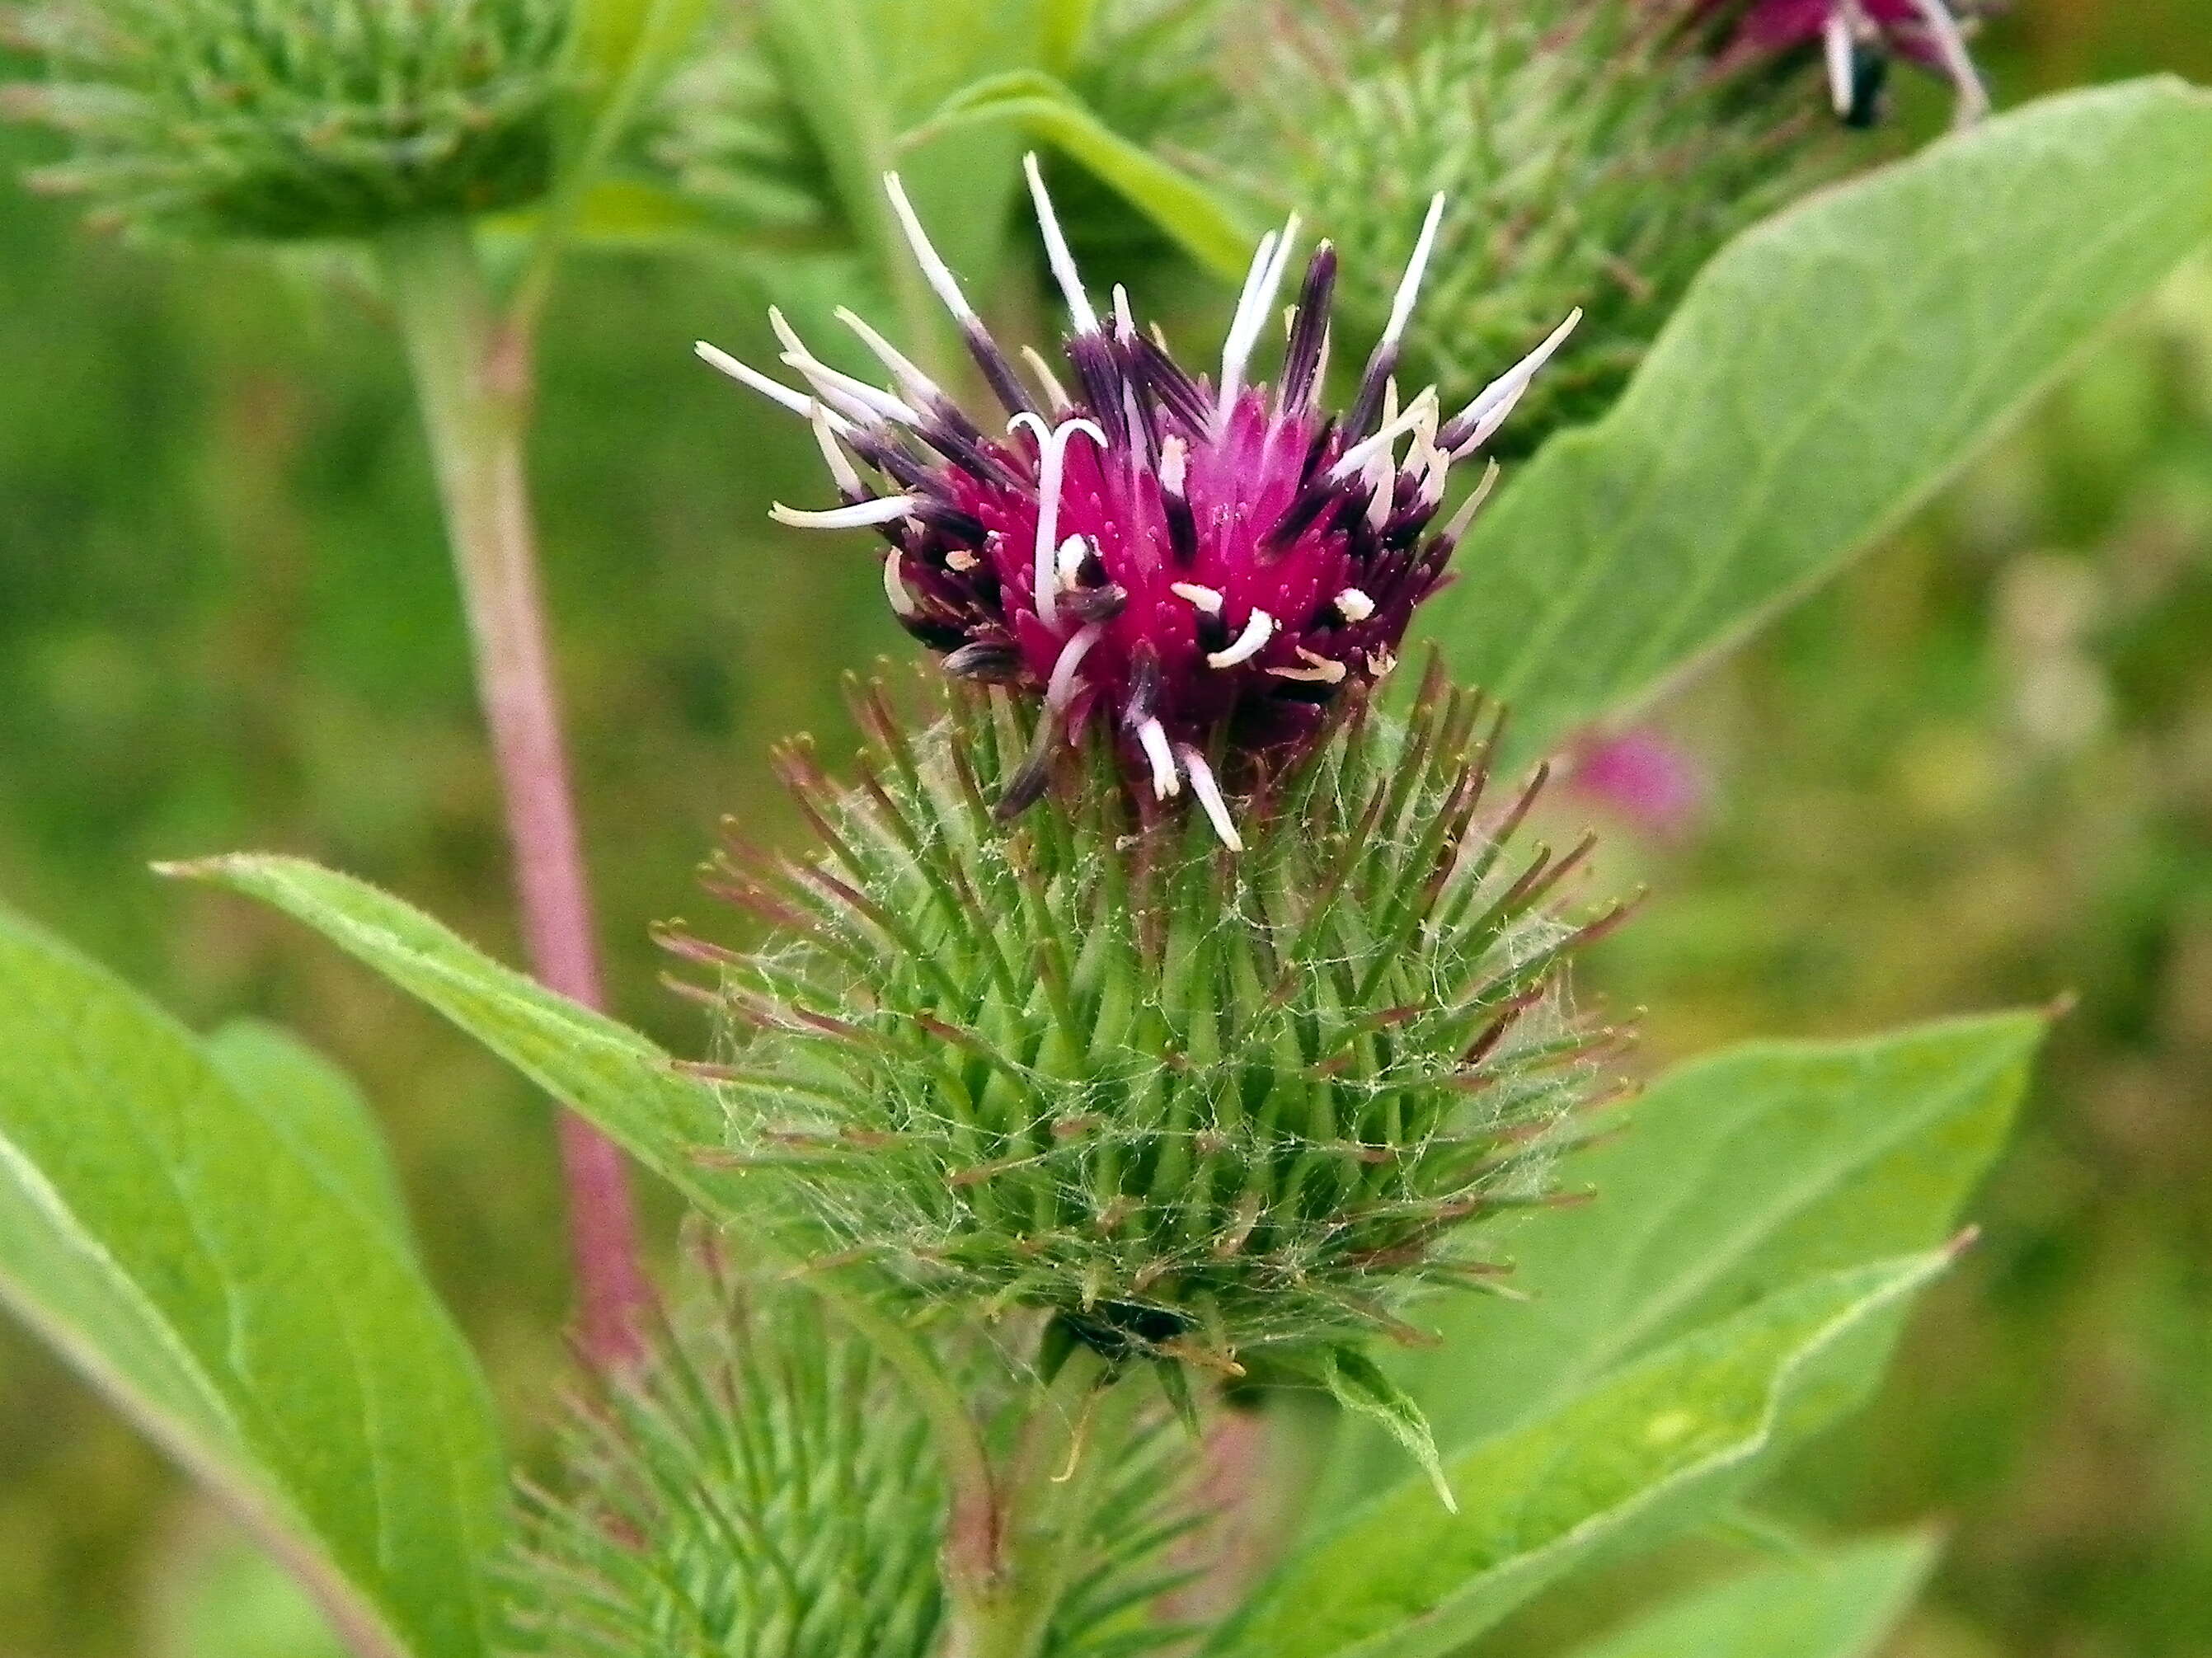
378;216;650;1371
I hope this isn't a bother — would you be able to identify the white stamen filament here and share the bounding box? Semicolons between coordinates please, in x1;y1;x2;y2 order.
1266;647;1347;684
1217;216;1301;422
1170;580;1223;614
1904;0;1989;124
1449;309;1583;456
1010;412;1108;632
1025;153;1099;334
1055;533;1089;590
1334;586;1374;622
1047;623;1104;709
696;341;853;431
1021;346;1074;414
1381;193;1447;351
884;171;978;323
882;552;917;617
1823;7;1857;117
1440;461;1501;544
1331;385;1440;481
834;306;945;406
1136;717;1181;799
771;496;919;529
1178;745;1242;852
808;402;863;497
1206;608;1275;669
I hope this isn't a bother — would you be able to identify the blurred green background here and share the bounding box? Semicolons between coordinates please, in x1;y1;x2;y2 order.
2;2;2208;1655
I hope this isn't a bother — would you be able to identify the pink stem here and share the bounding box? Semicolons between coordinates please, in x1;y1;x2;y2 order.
379;217;650;1371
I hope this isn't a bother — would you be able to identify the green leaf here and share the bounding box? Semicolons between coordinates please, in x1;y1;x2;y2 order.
1561;1531;1940;1658
1216;1253;1951;1658
1385;1012;2042;1458
165;856;735;1221
1427;77;2212;759
0;909;505;1658
910;71;1253;280
202;1018;415;1250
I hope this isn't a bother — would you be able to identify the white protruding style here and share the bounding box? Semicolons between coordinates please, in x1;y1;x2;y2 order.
1331;385;1440;481
770;308;923;427
1170;581;1223;615
1009;412;1108;632
1046;623;1105;709
1904;0;1990;124
1380;193;1447;354
1135;717;1181;799
1179;745;1243;852
1217;215;1302;422
885;171;979;324
835;306;946;406
1206;608;1275;669
1449;310;1582;456
1055;533;1089;590
808;403;863;498
1823;6;1857;117
696;341;852;430
1025;153;1099;335
1439;461;1502;545
770;496;919;529
1020;346;1074;414
882;552;917;618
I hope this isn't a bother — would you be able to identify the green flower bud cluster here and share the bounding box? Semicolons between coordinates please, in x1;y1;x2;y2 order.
513;1238;1189;1658
2;0;569;240
1162;0;1855;444
669;668;1632;1373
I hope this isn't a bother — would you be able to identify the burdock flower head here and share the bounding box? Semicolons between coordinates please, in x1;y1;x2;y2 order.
676;174;1628;1396
1698;0;1990;126
697;161;1577;848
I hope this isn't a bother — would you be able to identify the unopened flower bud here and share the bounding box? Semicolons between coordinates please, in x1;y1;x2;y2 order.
3;0;569;241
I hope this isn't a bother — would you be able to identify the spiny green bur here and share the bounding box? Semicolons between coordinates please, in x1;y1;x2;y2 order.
512;1238;1190;1658
669;669;1633;1374
4;0;569;239
1195;0;1855;444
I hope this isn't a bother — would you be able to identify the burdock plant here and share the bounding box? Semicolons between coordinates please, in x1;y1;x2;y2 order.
2;7;2202;1658
685;167;1618;1384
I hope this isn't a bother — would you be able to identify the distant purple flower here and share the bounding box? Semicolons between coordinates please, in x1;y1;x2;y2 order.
1569;729;1707;842
697;160;1576;848
1702;0;1989;125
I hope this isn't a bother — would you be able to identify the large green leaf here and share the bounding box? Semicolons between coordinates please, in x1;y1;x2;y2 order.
1387;1012;2044;1454
203;1018;415;1250
1215;1253;1951;1658
167;856;734;1220
0;910;505;1658
1560;1531;1939;1658
1427;77;2212;759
